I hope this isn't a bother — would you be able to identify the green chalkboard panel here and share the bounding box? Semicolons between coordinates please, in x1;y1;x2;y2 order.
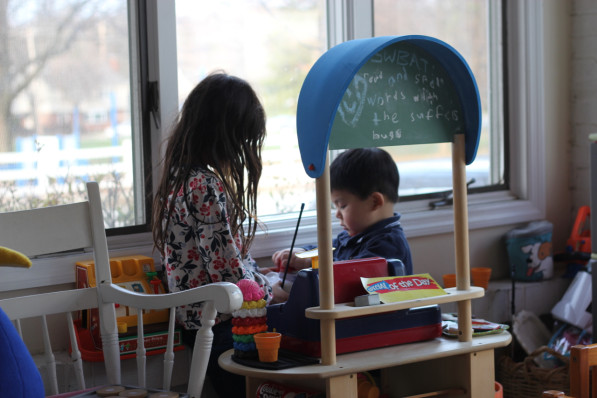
329;41;465;150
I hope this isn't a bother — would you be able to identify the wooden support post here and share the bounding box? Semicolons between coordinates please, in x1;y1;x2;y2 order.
452;134;472;342
316;153;336;364
327;374;358;398
463;350;495;397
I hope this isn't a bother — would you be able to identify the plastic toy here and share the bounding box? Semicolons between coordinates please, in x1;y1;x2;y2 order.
232;279;268;359
0;247;32;268
76;255;168;330
0;246;45;397
567;205;591;254
75;255;175;356
267;257;441;357
237;279;265;301
357;372;380;398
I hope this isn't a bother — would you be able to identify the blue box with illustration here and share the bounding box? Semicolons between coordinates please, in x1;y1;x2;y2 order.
505;220;554;281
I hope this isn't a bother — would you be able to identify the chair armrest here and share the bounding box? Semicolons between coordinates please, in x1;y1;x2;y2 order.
0;288;99;319
99;282;243;314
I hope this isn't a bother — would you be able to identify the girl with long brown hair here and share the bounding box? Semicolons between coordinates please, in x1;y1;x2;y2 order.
152;71;272;396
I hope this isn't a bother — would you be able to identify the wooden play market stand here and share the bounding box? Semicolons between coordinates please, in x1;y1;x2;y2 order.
220;35;511;398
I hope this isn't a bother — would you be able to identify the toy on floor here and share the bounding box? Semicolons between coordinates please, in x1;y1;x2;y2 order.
0;246;45;397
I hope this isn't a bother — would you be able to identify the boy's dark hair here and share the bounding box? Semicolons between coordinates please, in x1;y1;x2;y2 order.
330;148;399;202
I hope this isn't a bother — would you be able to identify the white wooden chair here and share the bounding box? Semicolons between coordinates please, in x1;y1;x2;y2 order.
0;181;243;397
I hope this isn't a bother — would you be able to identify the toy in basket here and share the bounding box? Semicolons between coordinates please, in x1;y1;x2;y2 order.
497;346;570;398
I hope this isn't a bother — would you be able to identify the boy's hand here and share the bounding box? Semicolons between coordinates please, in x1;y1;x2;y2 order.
272;248;311;271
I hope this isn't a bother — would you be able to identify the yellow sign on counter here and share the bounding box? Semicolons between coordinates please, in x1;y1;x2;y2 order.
360;273;447;303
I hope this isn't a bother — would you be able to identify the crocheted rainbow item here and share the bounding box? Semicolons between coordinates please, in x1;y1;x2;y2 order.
232;280;268;358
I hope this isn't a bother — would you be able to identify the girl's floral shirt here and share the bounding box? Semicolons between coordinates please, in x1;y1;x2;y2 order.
161;167;272;329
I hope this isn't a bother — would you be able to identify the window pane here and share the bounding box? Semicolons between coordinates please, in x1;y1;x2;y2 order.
174;0;326;216
373;0;501;197
0;0;137;227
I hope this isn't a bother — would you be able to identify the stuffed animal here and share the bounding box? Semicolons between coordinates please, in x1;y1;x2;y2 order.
0;246;45;397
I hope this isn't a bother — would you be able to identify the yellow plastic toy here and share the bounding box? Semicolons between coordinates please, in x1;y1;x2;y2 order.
0;246;32;268
76;255;169;331
0;246;45;397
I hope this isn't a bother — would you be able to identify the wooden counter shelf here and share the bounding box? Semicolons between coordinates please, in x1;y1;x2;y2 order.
305;287;485;320
220;286;508;398
220;332;511;380
219;331;512;397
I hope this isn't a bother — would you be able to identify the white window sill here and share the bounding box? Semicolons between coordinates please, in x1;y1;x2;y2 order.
0;234;156;293
0;191;541;293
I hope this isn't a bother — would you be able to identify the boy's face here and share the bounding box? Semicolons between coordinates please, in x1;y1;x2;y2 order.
331;189;376;237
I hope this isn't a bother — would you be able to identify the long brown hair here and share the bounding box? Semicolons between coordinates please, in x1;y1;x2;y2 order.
152;72;266;257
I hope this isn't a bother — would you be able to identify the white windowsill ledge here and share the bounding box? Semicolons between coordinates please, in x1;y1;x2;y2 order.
0;192;540;293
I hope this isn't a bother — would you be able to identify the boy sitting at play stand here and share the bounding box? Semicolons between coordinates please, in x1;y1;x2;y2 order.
272;147;413;296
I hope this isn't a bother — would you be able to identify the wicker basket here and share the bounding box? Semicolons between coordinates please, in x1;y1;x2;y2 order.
497;346;569;398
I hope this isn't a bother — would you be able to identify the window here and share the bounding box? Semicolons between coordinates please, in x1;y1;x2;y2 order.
170;0;508;243
0;0;504;226
0;0;141;229
1;0;547;265
174;0;327;216
372;0;504;199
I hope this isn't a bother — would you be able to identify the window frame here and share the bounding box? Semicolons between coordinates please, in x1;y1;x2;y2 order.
250;0;546;258
0;0;547;291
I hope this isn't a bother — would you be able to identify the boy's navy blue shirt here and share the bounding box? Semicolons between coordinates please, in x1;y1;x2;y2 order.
332;213;413;275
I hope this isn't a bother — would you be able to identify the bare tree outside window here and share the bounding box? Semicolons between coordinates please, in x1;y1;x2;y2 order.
0;0;134;228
